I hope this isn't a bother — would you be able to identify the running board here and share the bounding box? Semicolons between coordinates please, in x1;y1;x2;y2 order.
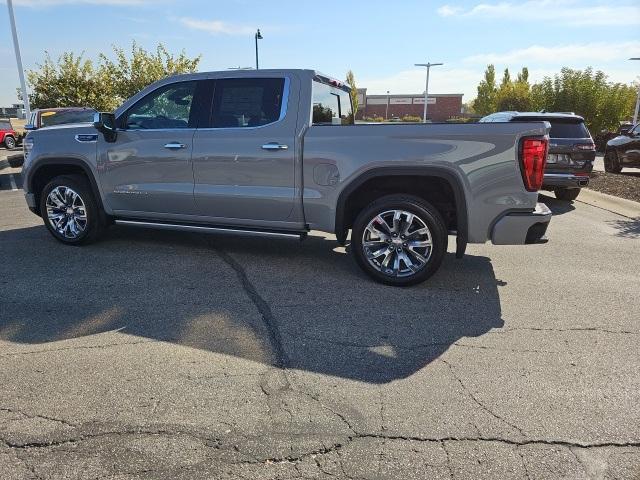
114;219;307;240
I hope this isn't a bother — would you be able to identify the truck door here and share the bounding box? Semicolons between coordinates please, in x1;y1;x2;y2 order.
99;80;204;216
191;75;298;222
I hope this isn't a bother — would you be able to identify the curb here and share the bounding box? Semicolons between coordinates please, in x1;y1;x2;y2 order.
578;189;640;219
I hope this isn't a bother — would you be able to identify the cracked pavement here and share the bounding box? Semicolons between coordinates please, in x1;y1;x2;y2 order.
0;171;639;479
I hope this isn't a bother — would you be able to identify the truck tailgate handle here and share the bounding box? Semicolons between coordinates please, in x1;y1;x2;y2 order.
262;142;288;151
164;142;186;149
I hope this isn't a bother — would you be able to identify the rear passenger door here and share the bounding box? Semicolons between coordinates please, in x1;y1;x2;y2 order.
191;76;299;223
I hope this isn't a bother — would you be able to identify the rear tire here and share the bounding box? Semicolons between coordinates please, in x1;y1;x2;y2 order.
604;150;622;173
3;135;15;150
40;174;105;245
554;188;581;201
351;194;447;286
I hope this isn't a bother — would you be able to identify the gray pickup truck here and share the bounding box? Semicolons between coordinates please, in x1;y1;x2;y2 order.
22;69;551;285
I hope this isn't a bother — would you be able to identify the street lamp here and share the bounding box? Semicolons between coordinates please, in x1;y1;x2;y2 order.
630;57;640;125
414;62;443;123
255;29;263;70
385;90;390;120
6;0;30;119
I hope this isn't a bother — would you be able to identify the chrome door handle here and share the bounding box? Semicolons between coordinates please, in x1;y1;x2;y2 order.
262;142;288;151
164;142;186;149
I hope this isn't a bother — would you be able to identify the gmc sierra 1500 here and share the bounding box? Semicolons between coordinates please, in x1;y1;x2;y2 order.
22;69;551;285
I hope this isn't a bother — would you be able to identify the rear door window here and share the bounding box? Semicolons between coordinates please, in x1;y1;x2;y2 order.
312;81;353;125
210;78;285;128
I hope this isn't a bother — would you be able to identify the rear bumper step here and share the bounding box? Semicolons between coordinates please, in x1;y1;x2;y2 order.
491;202;552;245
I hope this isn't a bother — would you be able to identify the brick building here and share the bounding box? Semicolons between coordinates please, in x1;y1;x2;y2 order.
356;88;463;122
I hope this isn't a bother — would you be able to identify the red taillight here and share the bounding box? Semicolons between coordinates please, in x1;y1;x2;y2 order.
520;137;548;192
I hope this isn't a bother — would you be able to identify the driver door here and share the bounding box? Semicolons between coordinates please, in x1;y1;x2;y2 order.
98;80;206;217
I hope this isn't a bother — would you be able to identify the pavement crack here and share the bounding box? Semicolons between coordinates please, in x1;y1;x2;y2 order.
441;440;454;479
215;248;290;369
440;358;525;436
0;340;155;358
492;327;639;336
0;407;76;428
517;445;532;480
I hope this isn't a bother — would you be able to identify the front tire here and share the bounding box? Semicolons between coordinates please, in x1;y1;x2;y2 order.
604;150;622;173
554;188;581;201
3;135;16;149
351;195;447;286
40;174;104;245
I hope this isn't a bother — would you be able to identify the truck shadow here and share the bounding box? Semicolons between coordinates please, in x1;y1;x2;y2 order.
0;225;504;384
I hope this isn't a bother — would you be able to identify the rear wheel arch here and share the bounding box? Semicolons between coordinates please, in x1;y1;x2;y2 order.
334;167;468;257
28;159;106;217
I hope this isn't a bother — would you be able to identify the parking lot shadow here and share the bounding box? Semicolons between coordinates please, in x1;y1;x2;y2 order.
538;193;576;215
0;225;504;384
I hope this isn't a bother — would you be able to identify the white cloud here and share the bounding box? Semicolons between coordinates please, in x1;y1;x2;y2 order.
178;17;256;36
464;41;640;65
436;1;640;26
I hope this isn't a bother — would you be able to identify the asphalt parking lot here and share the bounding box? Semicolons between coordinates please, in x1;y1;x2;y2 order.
1;152;639;479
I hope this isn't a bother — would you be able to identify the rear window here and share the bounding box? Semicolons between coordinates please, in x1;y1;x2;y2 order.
211;78;284;128
548;121;590;139
312;81;353;125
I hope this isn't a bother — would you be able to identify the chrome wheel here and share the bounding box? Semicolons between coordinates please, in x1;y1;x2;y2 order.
45;186;88;239
5;136;15;149
362;209;433;278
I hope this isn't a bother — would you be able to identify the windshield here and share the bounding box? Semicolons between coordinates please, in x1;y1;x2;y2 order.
40;110;96;128
312;81;353;125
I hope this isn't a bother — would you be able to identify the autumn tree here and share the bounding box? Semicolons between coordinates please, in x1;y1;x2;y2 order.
472;65;498;115
25;42;201;111
346;70;359;121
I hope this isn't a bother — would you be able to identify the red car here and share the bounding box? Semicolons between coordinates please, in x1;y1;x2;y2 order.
0;119;18;149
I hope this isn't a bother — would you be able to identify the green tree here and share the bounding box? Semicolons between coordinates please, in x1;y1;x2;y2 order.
345;70;359;117
99;42;201;106
516;67;529;84
530;67;637;132
25;42;201;111
500;68;511;88
473;65;498;115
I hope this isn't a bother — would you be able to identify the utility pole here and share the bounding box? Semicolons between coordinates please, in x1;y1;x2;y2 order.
630;58;640;125
255;29;263;70
385;90;390;120
414;62;443;123
7;0;30;119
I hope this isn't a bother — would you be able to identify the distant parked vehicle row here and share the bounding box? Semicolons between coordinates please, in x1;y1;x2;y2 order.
480;111;595;201
26;107;97;130
604;123;640;173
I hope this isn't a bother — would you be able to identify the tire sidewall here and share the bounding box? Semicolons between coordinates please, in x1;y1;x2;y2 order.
554;188;580;201
351;195;447;286
4;136;15;149
604;150;621;173
40;175;100;245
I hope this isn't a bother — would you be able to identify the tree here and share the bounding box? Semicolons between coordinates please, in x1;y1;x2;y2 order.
345;70;359;118
25;42;201;111
500;68;511;88
99;42;201;106
530;67;637;132
516;67;529;84
473;65;498;115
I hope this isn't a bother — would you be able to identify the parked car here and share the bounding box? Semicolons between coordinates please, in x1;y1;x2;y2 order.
0;119;18;149
26;107;97;130
21;69;551;286
480;111;595;201
594;122;634;153
604;123;640;172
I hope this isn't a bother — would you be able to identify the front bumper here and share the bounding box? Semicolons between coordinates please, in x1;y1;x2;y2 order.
542;173;589;189
491;202;552;245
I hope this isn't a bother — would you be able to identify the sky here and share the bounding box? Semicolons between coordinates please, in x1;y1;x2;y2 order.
1;0;639;107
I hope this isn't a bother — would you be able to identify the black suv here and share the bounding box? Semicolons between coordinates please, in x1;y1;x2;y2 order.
480;112;596;201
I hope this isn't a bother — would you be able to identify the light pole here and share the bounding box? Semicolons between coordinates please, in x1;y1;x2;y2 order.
630;57;640;125
415;62;443;123
385;90;390;120
6;0;30;119
255;29;263;70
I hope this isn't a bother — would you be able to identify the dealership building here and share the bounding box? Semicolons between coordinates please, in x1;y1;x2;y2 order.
356;89;464;122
